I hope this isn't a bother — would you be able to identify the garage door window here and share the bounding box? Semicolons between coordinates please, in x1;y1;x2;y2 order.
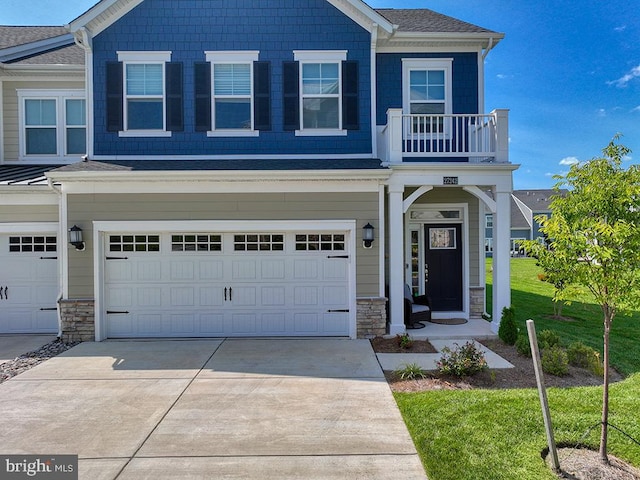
9;236;57;253
171;234;222;252
234;234;284;251
109;235;160;252
295;233;345;251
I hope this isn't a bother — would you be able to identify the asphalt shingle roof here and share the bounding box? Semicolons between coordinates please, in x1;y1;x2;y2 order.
6;43;84;65
374;8;499;34
0;26;68;49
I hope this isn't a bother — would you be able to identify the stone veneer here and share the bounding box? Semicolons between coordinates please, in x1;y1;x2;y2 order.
356;297;387;338
59;299;95;343
469;287;485;318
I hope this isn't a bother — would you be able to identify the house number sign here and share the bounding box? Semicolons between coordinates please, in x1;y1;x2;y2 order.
443;176;458;185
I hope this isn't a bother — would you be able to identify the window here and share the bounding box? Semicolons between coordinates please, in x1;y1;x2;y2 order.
171;234;222;252
234;234;284;251
402;59;452;134
109;51;182;137
485;214;494;229
288;50;353;136
109;235;160;252
203;51;262;136
9;236;56;253
18;90;86;160
295;234;345;251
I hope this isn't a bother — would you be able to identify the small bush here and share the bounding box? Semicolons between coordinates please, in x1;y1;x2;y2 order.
437;341;488;377
498;306;518;345
567;342;604;376
541;345;569;376
396;333;413;350
515;334;532;357
395;363;426;380
538;329;561;349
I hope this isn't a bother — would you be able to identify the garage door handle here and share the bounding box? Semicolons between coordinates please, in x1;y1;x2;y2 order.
40;307;57;311
224;287;227;301
229;287;232;301
0;286;3;300
106;310;129;314
1;286;6;300
327;309;349;313
327;255;349;259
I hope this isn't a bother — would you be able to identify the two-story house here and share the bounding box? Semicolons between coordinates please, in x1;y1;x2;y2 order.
0;0;515;341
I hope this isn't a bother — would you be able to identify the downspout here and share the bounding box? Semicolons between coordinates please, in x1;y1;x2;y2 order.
482;36;495;61
47;178;65;338
73;27;93;159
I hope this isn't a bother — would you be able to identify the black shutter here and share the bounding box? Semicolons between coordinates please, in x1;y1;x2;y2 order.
253;61;271;131
166;62;183;132
194;62;211;132
342;60;359;131
106;61;123;132
282;61;299;131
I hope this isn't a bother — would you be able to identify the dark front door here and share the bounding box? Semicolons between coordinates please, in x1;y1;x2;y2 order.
424;223;463;311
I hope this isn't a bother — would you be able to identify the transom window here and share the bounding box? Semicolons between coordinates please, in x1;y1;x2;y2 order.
9;236;56;253
234;234;284;251
18;90;86;160
295;234;345;251
171;234;222;252
109;235;160;252
118;51;171;134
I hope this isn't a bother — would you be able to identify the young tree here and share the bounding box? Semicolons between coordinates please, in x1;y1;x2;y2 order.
524;136;640;463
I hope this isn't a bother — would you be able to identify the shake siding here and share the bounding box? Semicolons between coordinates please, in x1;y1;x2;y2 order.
0;204;58;223
67;191;380;298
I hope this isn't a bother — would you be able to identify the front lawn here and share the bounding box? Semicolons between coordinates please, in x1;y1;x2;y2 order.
395;257;640;479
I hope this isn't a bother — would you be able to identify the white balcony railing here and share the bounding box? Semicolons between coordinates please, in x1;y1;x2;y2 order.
381;108;509;164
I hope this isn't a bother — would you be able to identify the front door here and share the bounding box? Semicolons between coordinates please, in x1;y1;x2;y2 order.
424;224;462;311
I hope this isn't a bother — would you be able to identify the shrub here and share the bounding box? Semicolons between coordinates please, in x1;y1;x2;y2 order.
498;306;518;345
538;329;561;349
567;342;604;376
395;363;426;380
515;334;532;357
437;341;488;377
396;333;413;350
541;345;569;376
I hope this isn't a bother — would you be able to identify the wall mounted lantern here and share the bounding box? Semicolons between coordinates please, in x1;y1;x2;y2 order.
362;223;375;249
69;225;85;251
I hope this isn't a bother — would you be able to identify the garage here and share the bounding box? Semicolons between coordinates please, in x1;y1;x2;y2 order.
103;228;352;338
0;232;59;334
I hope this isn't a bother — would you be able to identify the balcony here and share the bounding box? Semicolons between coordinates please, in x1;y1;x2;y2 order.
380;108;509;164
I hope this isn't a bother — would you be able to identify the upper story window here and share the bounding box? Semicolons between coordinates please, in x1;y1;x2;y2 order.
107;51;183;137
283;51;358;136
195;51;270;136
485;214;493;229
402;58;453;134
18;90;86;161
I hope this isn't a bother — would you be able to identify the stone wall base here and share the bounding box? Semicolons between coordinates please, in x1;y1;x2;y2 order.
356;297;387;338
469;286;485;318
59;299;95;343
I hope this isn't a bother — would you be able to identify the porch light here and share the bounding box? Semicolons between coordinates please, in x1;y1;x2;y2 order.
362;223;375;249
68;225;85;251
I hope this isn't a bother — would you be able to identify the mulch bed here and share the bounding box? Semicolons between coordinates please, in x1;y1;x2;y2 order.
370;336;438;354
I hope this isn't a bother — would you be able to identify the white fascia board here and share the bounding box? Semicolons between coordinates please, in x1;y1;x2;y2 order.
0;34;75;63
388;164;518;191
67;0;145;37
0;65;85;76
90;153;375;161
0;189;59;205
0;222;58;233
326;0;394;34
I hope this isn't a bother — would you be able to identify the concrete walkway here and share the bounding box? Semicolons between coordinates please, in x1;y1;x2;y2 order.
0;334;57;363
0;339;427;480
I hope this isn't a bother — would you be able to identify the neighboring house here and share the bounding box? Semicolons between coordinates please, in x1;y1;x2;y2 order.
0;0;515;341
485;189;564;256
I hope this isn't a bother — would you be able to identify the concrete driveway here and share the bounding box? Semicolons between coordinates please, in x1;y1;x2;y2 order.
0;339;427;479
0;334;57;363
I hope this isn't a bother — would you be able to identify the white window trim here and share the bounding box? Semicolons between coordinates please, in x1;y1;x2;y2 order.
17;89;86;162
205;51;259;137
294;50;347;137
402;58;453;138
117;51;172;137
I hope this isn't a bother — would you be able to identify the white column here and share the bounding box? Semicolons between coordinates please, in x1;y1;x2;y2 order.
492;109;509;163
386;108;403;164
492;189;511;331
388;184;406;335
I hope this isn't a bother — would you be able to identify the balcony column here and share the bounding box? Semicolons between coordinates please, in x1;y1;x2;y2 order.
388;183;406;335
492;189;511;332
492;109;509;163
386;108;403;164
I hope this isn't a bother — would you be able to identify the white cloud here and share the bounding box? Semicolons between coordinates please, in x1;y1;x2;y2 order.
632;106;640;113
608;65;640;88
614;25;627;32
596;108;607;117
623;154;633;162
496;74;513;80
559;156;579;166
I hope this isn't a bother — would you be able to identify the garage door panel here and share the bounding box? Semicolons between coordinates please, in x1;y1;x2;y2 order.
261;286;285;306
231;286;256;306
322;313;349;335
107;314;134;337
293;259;318;280
170;314;196;335
199;260;224;281
170;287;195;306
293;313;319;333
260;313;287;333
322;259;348;280
106;261;133;282
170;261;195;281
138;287;163;307
261;259;285;279
232;260;257;280
199;314;225;334
137;261;162;282
200;286;224;306
294;286;318;306
137;314;164;335
230;313;257;334
107;287;133;307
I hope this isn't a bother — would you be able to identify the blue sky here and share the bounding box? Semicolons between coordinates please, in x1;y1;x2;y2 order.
3;0;639;189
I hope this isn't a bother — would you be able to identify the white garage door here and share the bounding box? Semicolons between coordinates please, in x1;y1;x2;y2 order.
104;231;351;338
0;234;59;333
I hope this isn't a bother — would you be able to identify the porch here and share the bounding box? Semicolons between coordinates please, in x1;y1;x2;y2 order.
379;109;509;164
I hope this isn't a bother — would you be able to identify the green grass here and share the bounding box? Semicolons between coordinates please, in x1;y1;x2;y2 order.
394;257;640;479
488;258;640;375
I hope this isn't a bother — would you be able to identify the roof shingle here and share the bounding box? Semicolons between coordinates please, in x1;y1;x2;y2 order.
374;8;500;35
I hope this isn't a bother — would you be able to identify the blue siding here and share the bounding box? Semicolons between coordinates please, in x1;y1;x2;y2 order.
376;52;479;126
93;0;372;157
